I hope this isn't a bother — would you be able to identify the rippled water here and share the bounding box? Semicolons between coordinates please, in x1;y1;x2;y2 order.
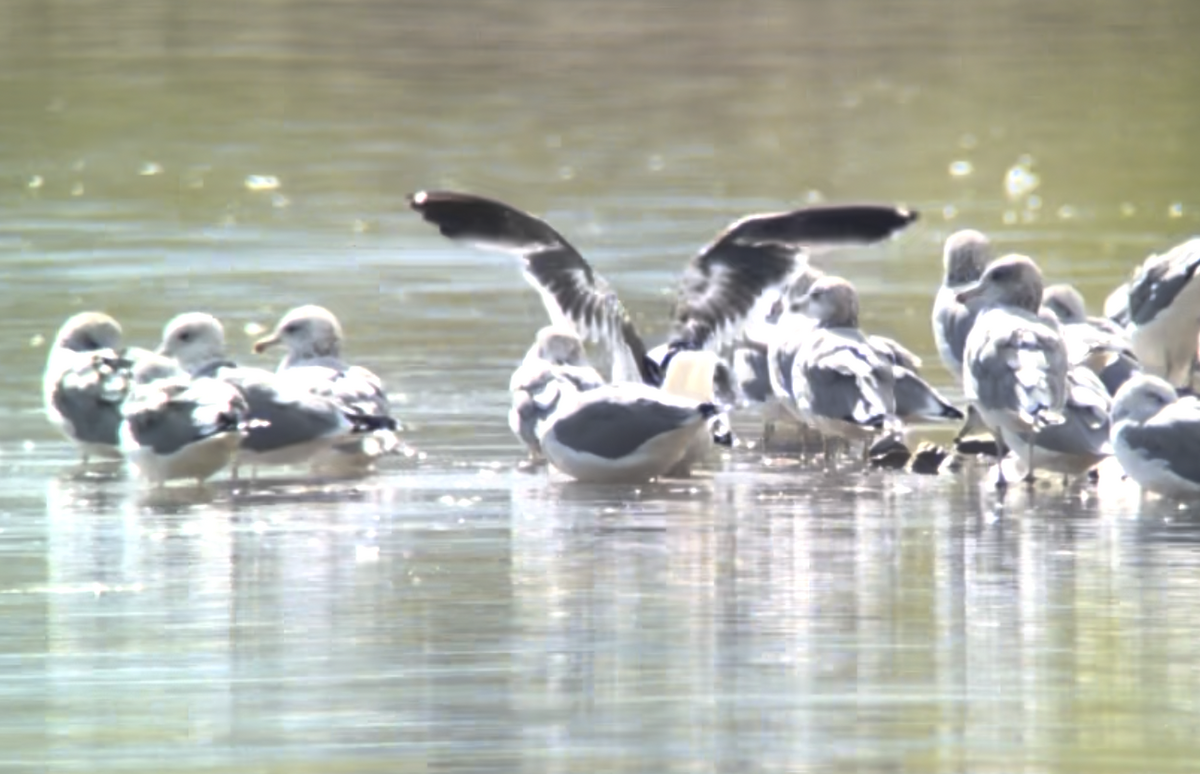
3;0;1200;770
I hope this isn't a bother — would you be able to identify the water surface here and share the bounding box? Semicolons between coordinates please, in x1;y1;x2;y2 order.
2;1;1200;771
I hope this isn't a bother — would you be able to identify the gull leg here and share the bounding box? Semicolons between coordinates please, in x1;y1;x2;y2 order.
994;436;1010;492
1024;438;1037;486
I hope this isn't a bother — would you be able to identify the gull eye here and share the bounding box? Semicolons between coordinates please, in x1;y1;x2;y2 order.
178;331;192;343
283;323;300;335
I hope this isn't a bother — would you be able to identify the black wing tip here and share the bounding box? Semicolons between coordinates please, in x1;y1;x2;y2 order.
351;414;399;433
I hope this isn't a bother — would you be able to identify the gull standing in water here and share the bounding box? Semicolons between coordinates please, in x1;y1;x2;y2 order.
253;305;401;465
782;276;898;457
957;254;1069;488
118;354;251;487
409;189;918;467
1114;239;1200;388
1110;374;1200;498
509;325;605;461
42;312;143;464
759;266;959;454
156;312;395;473
932;230;994;383
929;230;997;452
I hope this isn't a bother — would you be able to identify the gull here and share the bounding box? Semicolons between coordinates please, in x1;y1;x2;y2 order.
156;312;396;472
932;229;994;383
759;266;959;449
42;312;142;463
410;189;916;465
408;189;917;384
1116;238;1200;388
509;326;606;460
781;276;898;456
253;305;401;465
118;354;251;487
1000;364;1113;483
533;378;722;483
1110;374;1200;498
958;254;1069;488
1040;282;1140;396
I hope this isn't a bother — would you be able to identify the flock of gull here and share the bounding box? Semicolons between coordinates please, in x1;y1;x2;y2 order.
40;189;1200;498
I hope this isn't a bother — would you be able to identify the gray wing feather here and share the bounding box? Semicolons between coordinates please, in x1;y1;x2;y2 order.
1127;240;1200;326
551;396;702;460
219;367;351;453
1122;400;1200;484
1030;367;1112;457
123;379;247;456
965;309;1068;424
798;331;896;425
48;350;132;446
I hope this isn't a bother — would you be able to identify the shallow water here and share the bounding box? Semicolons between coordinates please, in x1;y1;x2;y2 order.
2;0;1200;770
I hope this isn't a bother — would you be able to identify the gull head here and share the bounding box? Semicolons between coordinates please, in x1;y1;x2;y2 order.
130;352;190;387
55;312;123;353
534;325;588;366
254;305;344;359
794;276;860;329
1041;284;1088;324
1111;374;1178;425
942;229;992;287
157;312;227;372
955;254;1044;312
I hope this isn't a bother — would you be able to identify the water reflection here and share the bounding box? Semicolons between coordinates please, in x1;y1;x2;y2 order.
3;0;1200;769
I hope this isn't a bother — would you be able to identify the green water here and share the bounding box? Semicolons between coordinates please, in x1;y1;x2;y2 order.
1;0;1199;771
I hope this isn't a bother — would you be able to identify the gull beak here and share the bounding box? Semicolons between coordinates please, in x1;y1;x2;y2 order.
252;332;281;354
955;281;985;304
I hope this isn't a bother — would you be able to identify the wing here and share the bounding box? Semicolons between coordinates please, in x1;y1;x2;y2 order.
969;312;1068;428
1124;400;1200;484
552;393;703;460
868;334;923;371
670;204;919;350
800;333;896;426
123;394;242;457
283;363;393;420
893;366;963;421
1127;239;1200;326
409;190;653;383
1032;366;1112;457
47;349;133;446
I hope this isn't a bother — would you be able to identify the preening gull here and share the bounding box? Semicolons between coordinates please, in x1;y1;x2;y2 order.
42;312;139;463
509;326;605;460
535;379;722;483
1111;374;1200;498
958;254;1069;487
1041;283;1140;396
783;276;898;453
932;229;993;384
118;354;250;486
1120;238;1200;388
156;312;395;472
